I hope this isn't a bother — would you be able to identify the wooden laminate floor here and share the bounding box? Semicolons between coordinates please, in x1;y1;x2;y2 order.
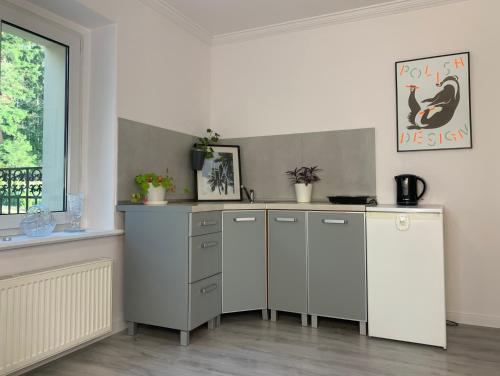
28;312;500;376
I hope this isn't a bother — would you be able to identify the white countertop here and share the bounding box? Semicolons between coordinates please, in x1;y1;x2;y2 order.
366;204;443;214
119;202;447;214
140;201;367;212
264;202;366;212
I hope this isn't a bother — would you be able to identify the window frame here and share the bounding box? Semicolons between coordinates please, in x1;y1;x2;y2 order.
0;1;82;231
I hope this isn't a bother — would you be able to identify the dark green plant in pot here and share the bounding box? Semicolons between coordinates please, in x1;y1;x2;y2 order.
131;173;174;203
285;166;321;185
192;129;220;170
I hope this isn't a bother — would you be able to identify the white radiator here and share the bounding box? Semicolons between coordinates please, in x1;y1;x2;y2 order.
0;258;113;375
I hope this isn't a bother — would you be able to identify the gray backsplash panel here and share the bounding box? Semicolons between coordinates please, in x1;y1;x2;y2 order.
225;128;376;202
117;118;196;201
118;119;375;203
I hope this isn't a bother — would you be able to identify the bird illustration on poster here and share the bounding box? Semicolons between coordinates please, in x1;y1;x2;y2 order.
395;52;471;151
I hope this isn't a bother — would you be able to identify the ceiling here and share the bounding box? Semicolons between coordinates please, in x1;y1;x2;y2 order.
164;0;399;36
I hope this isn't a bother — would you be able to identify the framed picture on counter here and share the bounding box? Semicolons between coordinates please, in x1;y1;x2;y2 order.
195;145;242;201
395;51;472;152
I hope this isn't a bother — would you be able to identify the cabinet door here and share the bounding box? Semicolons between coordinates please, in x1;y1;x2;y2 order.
366;211;446;347
222;211;267;313
268;211;307;314
308;212;366;321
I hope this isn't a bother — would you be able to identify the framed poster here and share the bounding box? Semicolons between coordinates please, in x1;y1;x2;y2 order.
195;145;242;201
395;52;472;152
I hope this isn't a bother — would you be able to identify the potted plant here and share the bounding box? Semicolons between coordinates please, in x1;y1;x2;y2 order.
131;173;175;205
192;128;221;170
285;166;321;203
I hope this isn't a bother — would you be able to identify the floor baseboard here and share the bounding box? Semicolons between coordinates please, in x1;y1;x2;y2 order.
447;311;500;328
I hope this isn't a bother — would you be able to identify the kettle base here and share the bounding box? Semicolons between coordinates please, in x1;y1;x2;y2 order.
397;201;418;206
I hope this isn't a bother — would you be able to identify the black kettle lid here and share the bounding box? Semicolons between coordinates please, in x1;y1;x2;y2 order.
395;174;417;180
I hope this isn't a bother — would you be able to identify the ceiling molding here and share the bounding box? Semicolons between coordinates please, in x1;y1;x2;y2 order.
138;0;212;44
212;0;468;45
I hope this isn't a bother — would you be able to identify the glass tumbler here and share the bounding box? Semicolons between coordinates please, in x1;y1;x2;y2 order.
65;193;85;232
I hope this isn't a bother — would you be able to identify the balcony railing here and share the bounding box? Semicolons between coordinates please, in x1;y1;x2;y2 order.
0;167;42;215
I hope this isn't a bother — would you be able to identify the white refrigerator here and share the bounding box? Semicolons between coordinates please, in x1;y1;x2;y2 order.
366;205;447;348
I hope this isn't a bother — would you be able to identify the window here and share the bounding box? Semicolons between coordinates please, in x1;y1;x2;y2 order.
0;2;81;229
0;22;68;215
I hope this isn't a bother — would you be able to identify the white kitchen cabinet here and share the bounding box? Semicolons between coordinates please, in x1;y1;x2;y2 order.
366;205;446;348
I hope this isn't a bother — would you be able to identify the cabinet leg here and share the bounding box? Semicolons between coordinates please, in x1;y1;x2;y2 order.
208;318;215;330
311;315;318;329
262;309;269;321
270;310;278;322
127;321;137;336
301;313;308;327
215;315;221;328
359;321;367;336
180;331;190;346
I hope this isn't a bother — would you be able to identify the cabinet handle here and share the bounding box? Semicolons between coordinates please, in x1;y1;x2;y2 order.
233;217;256;222
275;217;297;223
201;220;217;226
201;241;218;249
322;219;347;224
200;284;218;294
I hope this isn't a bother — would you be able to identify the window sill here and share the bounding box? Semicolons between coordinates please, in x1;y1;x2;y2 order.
0;229;124;252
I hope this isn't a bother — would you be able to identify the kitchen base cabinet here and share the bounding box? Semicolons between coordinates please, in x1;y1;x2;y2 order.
222;211;267;315
307;212;367;334
268;211;308;323
118;205;222;346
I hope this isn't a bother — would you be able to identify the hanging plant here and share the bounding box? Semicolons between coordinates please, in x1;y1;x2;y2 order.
192;128;221;170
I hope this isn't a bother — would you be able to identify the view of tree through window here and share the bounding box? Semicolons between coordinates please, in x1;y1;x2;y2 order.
0;27;44;167
0;22;68;215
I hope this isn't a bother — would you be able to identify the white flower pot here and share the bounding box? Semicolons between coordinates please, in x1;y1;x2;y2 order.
146;183;166;204
294;183;313;203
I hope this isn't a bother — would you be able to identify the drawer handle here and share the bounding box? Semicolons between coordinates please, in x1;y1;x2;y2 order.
233;217;256;222
201;241;218;249
200;283;218;294
201;220;217;226
322;219;347;224
275;217;297;223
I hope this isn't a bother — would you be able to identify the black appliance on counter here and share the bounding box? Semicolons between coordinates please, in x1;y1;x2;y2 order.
394;174;426;206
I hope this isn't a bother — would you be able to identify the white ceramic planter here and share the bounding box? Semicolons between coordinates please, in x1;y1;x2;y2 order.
294;183;313;203
146;183;167;204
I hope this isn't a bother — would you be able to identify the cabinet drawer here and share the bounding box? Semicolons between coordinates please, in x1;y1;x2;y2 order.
190;211;222;236
189;232;222;282
189;273;222;330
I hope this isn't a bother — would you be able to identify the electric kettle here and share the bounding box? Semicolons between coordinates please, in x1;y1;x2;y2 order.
394;174;426;206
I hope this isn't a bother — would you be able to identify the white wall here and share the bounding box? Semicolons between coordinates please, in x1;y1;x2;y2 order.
211;0;500;327
83;24;118;229
79;0;211;136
